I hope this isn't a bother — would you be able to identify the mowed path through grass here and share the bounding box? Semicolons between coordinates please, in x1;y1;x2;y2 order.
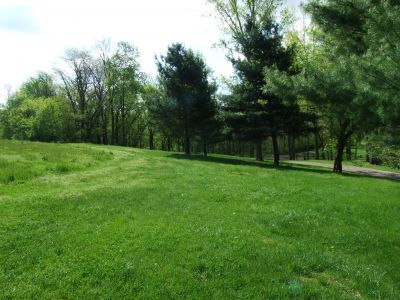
0;140;399;299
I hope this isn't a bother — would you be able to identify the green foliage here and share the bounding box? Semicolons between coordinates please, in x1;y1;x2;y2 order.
107;42;144;146
1;2;399;171
108;42;143;104
209;0;298;164
305;0;400;126
266;50;381;172
305;0;368;54
32;97;77;142
265;0;399;171
0;140;399;298
0;109;4;137
366;143;400;169
142;83;174;150
366;131;400;169
359;2;400;125
225;17;294;138
19;72;56;99
156;43;218;154
2;96;77;142
208;0;284;51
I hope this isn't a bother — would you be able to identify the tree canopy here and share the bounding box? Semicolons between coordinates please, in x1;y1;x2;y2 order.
1;1;399;172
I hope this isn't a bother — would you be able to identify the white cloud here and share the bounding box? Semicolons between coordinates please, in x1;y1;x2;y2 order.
0;0;303;104
0;4;40;33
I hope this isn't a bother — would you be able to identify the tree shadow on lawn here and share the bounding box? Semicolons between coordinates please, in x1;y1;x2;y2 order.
168;153;398;182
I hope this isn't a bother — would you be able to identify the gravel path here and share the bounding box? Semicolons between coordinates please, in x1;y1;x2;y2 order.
284;161;400;180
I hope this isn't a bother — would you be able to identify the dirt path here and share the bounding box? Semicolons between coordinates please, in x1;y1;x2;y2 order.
284;160;400;180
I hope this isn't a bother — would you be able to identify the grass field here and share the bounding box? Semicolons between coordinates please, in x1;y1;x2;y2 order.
1;140;399;299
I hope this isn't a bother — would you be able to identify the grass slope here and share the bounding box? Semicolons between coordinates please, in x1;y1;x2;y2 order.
0;140;399;299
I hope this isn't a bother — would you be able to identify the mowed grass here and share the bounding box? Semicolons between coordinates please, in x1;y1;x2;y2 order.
0;140;399;299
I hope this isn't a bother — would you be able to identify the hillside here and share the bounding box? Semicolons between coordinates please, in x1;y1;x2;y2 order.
0;140;399;298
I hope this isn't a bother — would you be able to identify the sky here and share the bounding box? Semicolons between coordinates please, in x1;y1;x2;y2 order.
0;0;303;104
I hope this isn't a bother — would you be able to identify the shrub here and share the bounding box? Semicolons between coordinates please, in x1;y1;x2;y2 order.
366;142;400;169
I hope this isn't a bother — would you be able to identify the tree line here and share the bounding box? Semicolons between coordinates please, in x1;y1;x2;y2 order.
1;0;399;172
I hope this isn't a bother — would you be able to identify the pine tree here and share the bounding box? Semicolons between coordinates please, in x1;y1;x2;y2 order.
224;18;294;165
156;43;219;155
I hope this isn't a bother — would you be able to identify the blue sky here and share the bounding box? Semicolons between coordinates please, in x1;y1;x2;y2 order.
0;0;304;103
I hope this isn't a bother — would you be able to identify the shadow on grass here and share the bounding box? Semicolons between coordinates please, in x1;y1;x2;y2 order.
168;153;398;182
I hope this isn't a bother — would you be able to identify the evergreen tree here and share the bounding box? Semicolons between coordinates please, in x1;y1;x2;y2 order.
224;17;294;165
209;0;296;166
306;0;400;139
266;43;380;172
156;43;218;155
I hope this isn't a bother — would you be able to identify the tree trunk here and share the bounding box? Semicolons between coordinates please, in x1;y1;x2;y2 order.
103;127;108;145
102;109;108;145
184;131;191;155
115;110;119;145
255;140;263;161
314;131;320;160
272;133;280;167
80;120;85;142
149;129;155;150
111;101;115;145
333;139;345;173
354;142;358;160
333;129;352;173
79;93;86;142
86;126;92;143
167;137;172;152
121;94;126;146
288;135;296;160
346;139;352;160
161;138;165;151
203;139;208;157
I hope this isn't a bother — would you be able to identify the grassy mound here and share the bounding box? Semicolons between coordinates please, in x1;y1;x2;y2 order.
0;140;399;298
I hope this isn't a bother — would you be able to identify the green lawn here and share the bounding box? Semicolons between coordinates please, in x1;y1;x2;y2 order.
1;140;399;299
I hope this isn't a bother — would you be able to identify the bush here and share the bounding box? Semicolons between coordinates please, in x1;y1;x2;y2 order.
381;148;400;169
32;97;77;142
1;96;77;142
366;139;400;169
